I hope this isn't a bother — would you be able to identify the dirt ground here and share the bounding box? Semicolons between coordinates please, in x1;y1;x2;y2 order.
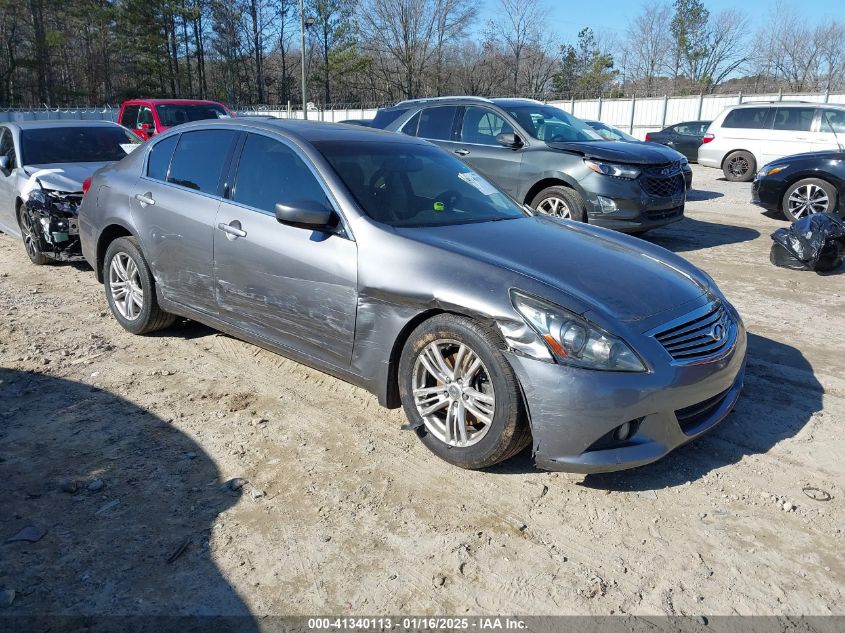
0;164;843;622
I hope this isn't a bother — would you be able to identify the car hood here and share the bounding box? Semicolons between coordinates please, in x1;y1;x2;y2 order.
765;150;845;165
545;140;681;165
23;162;112;192
395;216;708;324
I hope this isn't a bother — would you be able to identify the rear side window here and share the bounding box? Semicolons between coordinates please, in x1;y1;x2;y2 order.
722;107;774;130
167;130;236;194
120;105;140;130
371;107;409;129
233;133;330;214
416;106;457;141
821;109;845;133
772;107;815;132
146;135;178;181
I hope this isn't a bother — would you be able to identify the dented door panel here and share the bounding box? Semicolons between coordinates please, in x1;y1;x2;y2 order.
213;201;358;367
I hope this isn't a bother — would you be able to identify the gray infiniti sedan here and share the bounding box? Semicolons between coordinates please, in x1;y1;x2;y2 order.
78;119;747;473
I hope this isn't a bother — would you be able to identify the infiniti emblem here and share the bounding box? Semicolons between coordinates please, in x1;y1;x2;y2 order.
711;323;725;342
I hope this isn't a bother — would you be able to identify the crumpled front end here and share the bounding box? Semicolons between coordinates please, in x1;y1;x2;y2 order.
24;189;84;261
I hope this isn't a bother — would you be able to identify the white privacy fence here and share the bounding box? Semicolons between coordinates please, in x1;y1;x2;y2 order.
2;91;845;138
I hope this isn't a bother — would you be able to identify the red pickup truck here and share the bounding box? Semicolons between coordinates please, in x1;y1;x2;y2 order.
117;99;235;140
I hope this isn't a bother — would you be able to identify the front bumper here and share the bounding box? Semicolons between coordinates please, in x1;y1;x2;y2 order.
505;320;747;473
580;172;686;232
751;175;784;212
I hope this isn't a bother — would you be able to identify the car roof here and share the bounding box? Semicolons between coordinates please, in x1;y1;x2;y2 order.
163;117;432;146
728;101;845;109
4;119;125;130
123;99;226;106
490;98;546;107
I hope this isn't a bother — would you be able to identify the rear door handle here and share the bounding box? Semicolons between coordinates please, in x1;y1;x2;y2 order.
134;192;155;207
217;222;247;238
454;148;470;156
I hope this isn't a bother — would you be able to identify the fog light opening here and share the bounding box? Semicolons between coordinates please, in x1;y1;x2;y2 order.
596;195;618;213
613;418;641;442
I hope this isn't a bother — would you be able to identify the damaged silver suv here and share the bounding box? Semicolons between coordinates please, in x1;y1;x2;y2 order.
0;120;141;265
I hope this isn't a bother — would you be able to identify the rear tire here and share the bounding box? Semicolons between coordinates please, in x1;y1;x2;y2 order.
103;237;175;335
398;314;531;470
781;178;838;222
722;150;756;182
531;186;587;222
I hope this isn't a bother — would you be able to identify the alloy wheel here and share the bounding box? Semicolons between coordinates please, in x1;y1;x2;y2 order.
19;210;40;260
536;196;572;219
727;155;749;178
412;339;496;448
109;252;144;320
787;184;829;220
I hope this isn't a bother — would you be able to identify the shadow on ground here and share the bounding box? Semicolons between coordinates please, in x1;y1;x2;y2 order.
646;216;761;252
579;333;822;491
0;369;257;632
685;189;724;202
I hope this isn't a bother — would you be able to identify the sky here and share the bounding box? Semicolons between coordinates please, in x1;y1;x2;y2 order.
476;0;845;43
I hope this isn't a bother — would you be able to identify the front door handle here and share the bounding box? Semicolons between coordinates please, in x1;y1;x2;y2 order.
454;148;471;156
217;221;247;239
134;192;155;207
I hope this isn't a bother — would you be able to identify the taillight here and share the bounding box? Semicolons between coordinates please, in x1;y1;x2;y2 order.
645;133;652;142
82;177;92;196
702;133;715;144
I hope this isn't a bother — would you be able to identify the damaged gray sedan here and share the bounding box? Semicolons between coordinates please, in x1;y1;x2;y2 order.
0;121;140;264
79;119;746;473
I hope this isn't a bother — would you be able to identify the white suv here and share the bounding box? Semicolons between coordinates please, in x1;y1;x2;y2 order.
698;102;845;182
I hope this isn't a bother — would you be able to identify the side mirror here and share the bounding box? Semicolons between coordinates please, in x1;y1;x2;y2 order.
0;156;9;172
496;132;522;148
275;200;334;229
140;122;154;135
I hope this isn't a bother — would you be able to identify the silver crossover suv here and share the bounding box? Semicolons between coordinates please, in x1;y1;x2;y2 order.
78;119;746;473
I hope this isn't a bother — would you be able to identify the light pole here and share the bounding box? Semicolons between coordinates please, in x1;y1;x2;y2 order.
299;0;314;120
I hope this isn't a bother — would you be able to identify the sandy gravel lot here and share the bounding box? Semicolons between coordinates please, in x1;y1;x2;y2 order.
1;164;843;623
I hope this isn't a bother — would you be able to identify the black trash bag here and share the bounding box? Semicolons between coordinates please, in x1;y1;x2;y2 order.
770;213;845;272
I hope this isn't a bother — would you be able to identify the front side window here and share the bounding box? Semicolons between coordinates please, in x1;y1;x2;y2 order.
416;106;458;141
722;107;774;129
821;109;845;134
232;133;330;214
315;140;527;228
120;105;140;130
20;126;140;165
167;130;236;194
502;104;603;142
146;135;178;181
772;107;815;132
461;107;514;145
155;104;229;128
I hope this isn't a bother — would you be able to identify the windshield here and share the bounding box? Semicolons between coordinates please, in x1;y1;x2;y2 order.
155;104;230;127
315;141;527;228
21;127;141;165
503;105;604;143
588;121;638;142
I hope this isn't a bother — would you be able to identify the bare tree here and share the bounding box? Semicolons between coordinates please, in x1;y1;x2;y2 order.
495;0;546;95
623;3;672;95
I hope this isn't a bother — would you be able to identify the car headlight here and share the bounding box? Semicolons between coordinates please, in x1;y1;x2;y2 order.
28;189;47;205
584;159;641;179
759;163;789;177
511;290;646;372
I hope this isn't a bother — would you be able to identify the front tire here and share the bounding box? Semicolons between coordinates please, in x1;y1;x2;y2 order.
531;186;587;222
17;205;50;266
782;178;838;222
722;150;756;182
103;237;175;335
398;314;531;469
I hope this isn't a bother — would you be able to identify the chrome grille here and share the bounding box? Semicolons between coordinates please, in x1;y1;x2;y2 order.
651;301;735;363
